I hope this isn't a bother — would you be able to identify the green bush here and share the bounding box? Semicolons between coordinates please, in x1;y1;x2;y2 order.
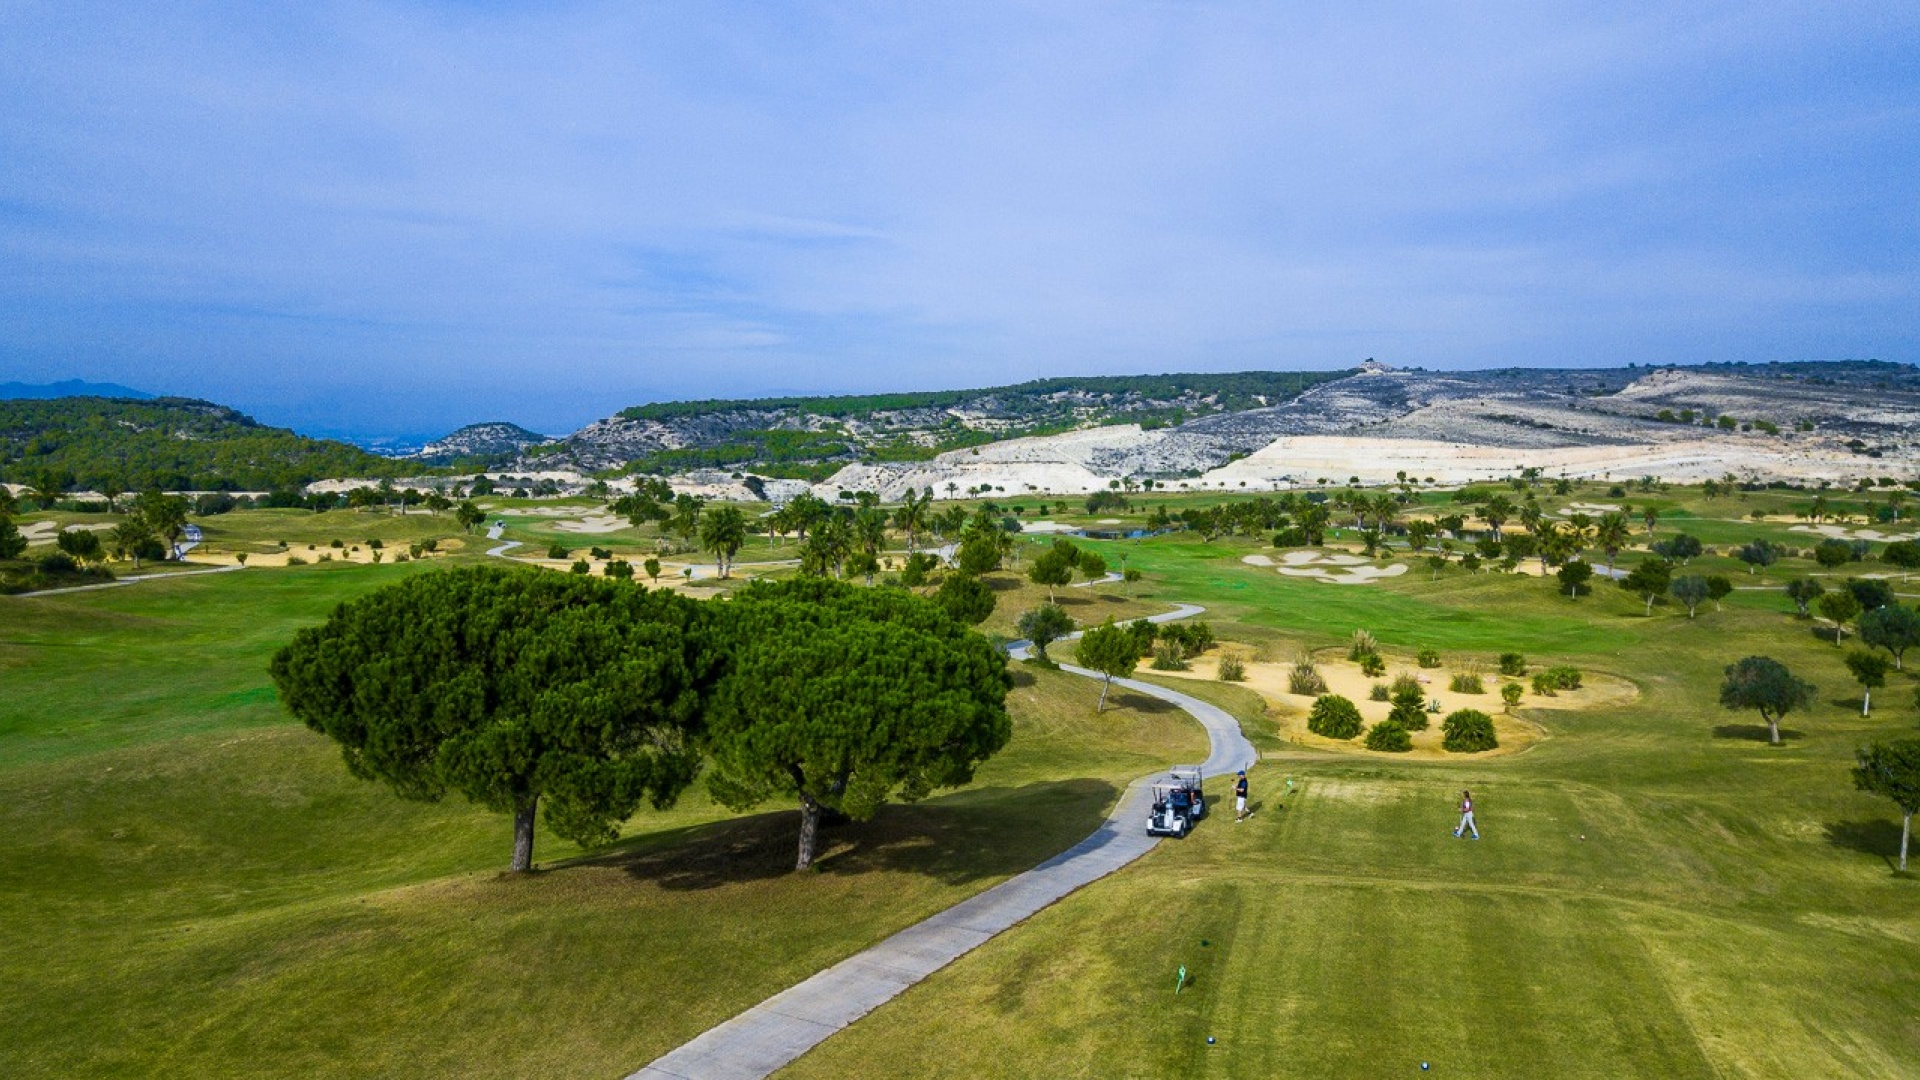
1307;694;1364;739
1448;671;1485;694
285;555;306;566
1216;654;1246;682
1364;721;1412;752
1498;652;1527;676
1442;709;1499;752
1500;682;1524;710
1347;629;1378;661
547;544;571;560
1150;642;1189;671
1369;683;1391;702
1359;652;1386;677
1390;672;1423;697
1388;684;1429;730
1288;653;1327;695
570;559;591;575
1531;672;1557;696
1417;647;1441;668
1542;665;1583;690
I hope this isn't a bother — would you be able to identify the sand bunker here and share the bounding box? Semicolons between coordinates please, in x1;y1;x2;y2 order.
1557;502;1624;515
1159;650;1636;759
1015;520;1085;535
19;521;115;545
1244;549;1407;583
1789;524;1919;543
551;513;629;535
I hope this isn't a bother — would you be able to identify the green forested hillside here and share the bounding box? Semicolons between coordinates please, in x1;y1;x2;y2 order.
0;397;417;492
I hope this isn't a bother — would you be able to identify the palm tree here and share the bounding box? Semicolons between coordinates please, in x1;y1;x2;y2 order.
1594;512;1631;574
1479;495;1513;540
699;506;747;578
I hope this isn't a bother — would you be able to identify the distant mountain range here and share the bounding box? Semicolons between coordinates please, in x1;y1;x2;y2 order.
0;379;154;401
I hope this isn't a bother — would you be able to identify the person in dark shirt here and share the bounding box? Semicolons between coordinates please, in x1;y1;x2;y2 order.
1234;771;1250;822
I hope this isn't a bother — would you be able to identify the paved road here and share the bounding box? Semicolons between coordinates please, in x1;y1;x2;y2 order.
20;564;246;596
631;604;1253;1080
484;523;523;558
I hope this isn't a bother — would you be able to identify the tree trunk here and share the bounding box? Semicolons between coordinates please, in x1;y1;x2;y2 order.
1767;716;1781;746
1863;690;1872;716
1644;595;1655;616
795;795;823;871
1902;812;1911;873
1097;675;1111;713
511;796;538;872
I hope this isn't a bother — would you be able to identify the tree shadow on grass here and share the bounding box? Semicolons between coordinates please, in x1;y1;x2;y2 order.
1109;689;1182;715
1824;819;1902;872
567;778;1119;892
1711;724;1804;742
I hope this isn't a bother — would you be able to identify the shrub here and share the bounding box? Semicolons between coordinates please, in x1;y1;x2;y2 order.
1288;652;1327;696
1125;618;1158;657
1390;672;1423;697
285;555;307;566
1364;721;1413;752
1500;682;1524;710
330;539;344;548
1441;709;1499;752
1498;652;1527;676
1358;652;1386;677
1308;694;1363;739
1388;684;1429;730
393;553;410;563
1542;665;1583;690
1216;654;1246;682
1369;683;1391;702
316;553;333;563
366;538;383;550
605;559;633;579
1531;672;1558;696
1150;643;1189;671
590;546;614;560
1417;647;1441;668
547;544;571;560
1347;629;1378;661
1448;665;1485;694
570;559;591;574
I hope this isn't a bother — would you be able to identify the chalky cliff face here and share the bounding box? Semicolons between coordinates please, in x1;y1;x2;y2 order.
490;361;1920;498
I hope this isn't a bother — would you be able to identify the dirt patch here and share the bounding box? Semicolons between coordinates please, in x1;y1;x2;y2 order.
1157;650;1635;760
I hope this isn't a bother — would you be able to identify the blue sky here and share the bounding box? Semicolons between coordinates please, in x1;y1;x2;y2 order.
2;3;1916;442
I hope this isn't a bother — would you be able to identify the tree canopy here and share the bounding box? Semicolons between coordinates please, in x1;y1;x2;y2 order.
1718;655;1816;746
1860;604;1920;670
1073;618;1140;712
1854;739;1920;871
701;578;1012;870
269;567;709;871
1016;603;1075;662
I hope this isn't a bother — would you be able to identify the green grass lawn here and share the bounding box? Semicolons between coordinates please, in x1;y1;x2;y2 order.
0;563;1202;1079
9;488;1920;1078
776;537;1920;1079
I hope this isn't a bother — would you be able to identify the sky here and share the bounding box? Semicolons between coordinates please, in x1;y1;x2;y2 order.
2;2;1917;443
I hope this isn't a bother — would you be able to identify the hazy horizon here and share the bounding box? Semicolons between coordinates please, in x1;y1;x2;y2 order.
5;4;1917;442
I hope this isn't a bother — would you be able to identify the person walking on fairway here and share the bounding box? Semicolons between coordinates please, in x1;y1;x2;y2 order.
1234;770;1250;822
1453;789;1479;839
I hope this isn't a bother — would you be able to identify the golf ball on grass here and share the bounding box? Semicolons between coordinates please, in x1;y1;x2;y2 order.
1206;1037;1216;1045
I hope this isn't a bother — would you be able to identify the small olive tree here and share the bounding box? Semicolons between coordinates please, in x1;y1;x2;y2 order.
1718;655;1816;746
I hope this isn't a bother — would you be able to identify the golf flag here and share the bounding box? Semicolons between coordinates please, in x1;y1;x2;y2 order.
1176;965;1187;993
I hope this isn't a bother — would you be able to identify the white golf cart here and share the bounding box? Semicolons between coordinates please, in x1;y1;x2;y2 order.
1146;765;1207;837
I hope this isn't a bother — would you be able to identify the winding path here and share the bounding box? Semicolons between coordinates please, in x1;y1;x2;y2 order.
483;522;523;558
632;604;1253;1080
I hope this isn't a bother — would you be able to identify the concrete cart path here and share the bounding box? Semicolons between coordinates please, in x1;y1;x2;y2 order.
483;523;523;558
20;563;246;596
631;605;1254;1080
